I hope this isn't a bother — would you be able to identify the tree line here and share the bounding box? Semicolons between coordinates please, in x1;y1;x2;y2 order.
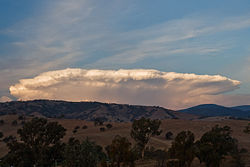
0;117;248;167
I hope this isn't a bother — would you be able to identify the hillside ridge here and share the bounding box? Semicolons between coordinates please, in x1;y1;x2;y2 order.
178;103;250;118
0;100;183;122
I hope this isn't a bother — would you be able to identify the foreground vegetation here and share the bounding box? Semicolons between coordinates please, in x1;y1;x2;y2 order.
0;117;249;167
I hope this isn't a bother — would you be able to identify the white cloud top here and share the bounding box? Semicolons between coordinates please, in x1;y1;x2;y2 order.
10;68;241;109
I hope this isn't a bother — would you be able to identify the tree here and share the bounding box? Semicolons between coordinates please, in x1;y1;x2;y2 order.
165;131;173;140
64;137;106;167
94;117;105;126
73;126;80;134
11;120;17;126
168;131;195;167
82;125;88;129
74;125;80;130
106;123;113;129
18;115;25;120
130;117;162;159
100;127;106;132
3;117;66;166
106;135;136;167
2;135;16;143
195;125;238;167
144;147;168;167
63;138;80;167
0;119;5;125
243;123;250;134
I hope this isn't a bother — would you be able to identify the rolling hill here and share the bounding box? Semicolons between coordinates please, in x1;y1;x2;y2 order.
0;100;189;122
1;100;249;121
231;105;250;111
178;104;250;118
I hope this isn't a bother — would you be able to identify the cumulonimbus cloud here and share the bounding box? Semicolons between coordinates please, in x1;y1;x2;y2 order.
0;96;12;102
9;68;241;109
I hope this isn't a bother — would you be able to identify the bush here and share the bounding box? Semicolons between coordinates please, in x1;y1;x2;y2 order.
100;127;105;132
0;120;4;125
240;148;248;153
94;117;107;126
165;131;173;140
3;135;16;143
74;126;80;130
82;125;88;129
59;114;64;118
18;115;25;120
106;123;113;129
11;120;18;126
243;123;250;134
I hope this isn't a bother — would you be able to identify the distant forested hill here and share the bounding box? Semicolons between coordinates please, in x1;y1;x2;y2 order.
179;104;250;119
0;100;185;122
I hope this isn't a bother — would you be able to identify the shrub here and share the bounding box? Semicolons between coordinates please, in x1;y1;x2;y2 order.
18;115;25;120
239;148;248;153
106;123;113;129
94;117;107;126
100;127;105;132
59;114;64;118
74;126;80;130
3;135;16;143
0;120;5;125
82;125;88;129
165;131;173;140
243;123;250;134
11;120;18;126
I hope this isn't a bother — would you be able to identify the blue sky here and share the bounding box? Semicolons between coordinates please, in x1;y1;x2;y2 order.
0;0;250;108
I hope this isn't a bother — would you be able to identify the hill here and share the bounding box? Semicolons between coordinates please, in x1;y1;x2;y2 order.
231;105;250;111
0;100;189;122
178;104;250;118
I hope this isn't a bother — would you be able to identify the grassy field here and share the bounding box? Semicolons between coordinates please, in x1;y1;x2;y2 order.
0;115;250;166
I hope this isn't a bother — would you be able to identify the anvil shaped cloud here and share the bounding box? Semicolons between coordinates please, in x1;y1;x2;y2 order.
9;68;240;109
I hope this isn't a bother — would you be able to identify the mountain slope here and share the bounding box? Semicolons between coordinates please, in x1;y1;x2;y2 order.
0;100;182;122
178;104;250;118
231;105;250;112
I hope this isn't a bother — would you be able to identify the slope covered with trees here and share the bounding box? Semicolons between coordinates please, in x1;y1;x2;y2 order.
0;100;181;122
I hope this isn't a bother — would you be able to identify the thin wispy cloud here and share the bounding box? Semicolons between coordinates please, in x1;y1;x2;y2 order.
2;0;250;70
94;15;250;65
0;0;250;106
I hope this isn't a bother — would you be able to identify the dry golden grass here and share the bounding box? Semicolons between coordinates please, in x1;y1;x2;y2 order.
0;115;249;166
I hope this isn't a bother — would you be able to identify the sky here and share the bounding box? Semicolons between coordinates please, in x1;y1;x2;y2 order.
0;0;250;109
